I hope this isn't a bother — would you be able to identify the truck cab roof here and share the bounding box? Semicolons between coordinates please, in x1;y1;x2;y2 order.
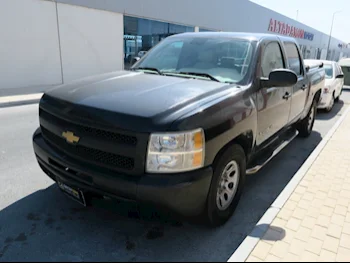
169;32;299;44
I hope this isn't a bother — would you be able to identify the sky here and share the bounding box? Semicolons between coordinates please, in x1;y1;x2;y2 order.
250;0;349;42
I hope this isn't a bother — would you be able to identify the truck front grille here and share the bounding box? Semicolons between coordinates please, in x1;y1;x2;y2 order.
41;127;135;170
40;110;137;146
38;107;147;175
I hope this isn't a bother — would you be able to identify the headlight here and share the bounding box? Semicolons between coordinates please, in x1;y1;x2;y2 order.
146;128;205;173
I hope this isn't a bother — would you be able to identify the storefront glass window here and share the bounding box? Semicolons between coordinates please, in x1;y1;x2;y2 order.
199;28;216;32
124;16;194;69
316;48;321;59
301;46;307;58
305;47;311;59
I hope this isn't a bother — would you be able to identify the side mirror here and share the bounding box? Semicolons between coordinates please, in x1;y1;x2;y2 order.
336;74;344;79
261;69;298;88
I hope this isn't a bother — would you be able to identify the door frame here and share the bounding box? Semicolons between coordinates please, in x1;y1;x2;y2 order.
282;41;309;122
254;39;293;146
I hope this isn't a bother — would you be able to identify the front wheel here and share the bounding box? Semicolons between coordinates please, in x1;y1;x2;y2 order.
296;100;317;138
204;144;246;227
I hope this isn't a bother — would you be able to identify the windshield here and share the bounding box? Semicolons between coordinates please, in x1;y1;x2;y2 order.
324;64;333;79
132;36;254;84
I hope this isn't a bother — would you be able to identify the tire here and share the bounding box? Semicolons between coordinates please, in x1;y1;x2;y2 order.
325;93;335;112
296;99;317;138
335;88;342;102
204;144;246;227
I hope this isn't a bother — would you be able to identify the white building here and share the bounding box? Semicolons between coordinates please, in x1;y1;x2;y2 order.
1;0;349;91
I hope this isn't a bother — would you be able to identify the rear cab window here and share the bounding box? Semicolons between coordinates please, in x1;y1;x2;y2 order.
283;42;304;76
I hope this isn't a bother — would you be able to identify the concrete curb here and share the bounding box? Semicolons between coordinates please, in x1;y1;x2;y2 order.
227;105;350;262
0;93;43;108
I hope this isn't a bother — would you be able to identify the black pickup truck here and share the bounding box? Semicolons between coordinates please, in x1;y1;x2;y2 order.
32;32;325;226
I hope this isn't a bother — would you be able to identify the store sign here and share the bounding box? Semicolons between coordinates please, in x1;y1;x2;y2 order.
268;19;314;41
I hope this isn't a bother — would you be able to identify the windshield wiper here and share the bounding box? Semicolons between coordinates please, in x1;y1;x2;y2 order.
133;69;232;83
176;72;221;82
132;67;162;75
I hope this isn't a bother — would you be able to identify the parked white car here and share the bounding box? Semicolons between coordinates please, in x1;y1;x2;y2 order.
305;59;344;112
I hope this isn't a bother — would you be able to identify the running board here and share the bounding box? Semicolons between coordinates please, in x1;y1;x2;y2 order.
246;129;299;175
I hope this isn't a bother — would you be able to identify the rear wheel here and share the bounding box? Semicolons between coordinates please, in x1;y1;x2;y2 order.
204;144;246;227
296;99;317;138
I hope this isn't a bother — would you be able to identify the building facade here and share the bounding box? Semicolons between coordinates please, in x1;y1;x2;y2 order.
1;0;349;91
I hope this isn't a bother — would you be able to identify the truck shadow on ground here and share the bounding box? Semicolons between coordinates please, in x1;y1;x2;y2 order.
0;124;329;261
249;224;286;242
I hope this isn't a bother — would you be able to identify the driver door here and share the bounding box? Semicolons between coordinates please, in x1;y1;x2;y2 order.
256;41;292;146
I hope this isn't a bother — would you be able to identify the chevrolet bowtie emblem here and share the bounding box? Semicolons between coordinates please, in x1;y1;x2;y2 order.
62;131;80;144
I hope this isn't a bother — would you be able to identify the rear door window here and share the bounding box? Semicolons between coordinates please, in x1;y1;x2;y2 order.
284;43;303;76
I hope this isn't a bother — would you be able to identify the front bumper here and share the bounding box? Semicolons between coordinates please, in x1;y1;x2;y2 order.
32;128;213;217
317;92;332;109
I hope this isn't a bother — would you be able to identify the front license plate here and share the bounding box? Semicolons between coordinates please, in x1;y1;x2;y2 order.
57;180;86;206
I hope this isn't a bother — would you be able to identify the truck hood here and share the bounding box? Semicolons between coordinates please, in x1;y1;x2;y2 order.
43;71;237;132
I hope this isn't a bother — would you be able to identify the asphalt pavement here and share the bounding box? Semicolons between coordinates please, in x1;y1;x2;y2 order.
1;90;350;261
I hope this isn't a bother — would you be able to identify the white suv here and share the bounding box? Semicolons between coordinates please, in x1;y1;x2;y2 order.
305;59;344;112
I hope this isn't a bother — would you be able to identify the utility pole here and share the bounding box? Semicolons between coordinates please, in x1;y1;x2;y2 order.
296;10;299;21
326;10;341;60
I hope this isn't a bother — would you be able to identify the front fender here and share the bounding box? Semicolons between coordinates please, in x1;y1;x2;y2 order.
170;90;258;166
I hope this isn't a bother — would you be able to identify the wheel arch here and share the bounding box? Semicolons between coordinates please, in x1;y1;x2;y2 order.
314;89;322;104
212;131;254;168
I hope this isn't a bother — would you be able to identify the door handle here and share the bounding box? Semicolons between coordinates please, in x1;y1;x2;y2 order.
283;92;292;100
301;84;308;90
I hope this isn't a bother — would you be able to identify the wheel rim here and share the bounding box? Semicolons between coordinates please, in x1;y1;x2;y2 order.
216;160;240;211
308;105;315;131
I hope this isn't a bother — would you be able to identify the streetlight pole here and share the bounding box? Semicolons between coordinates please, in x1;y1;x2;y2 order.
326;10;341;60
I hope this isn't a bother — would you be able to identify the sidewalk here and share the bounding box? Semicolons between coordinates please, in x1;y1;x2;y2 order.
0;93;43;108
0;84;59;107
230;107;350;262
